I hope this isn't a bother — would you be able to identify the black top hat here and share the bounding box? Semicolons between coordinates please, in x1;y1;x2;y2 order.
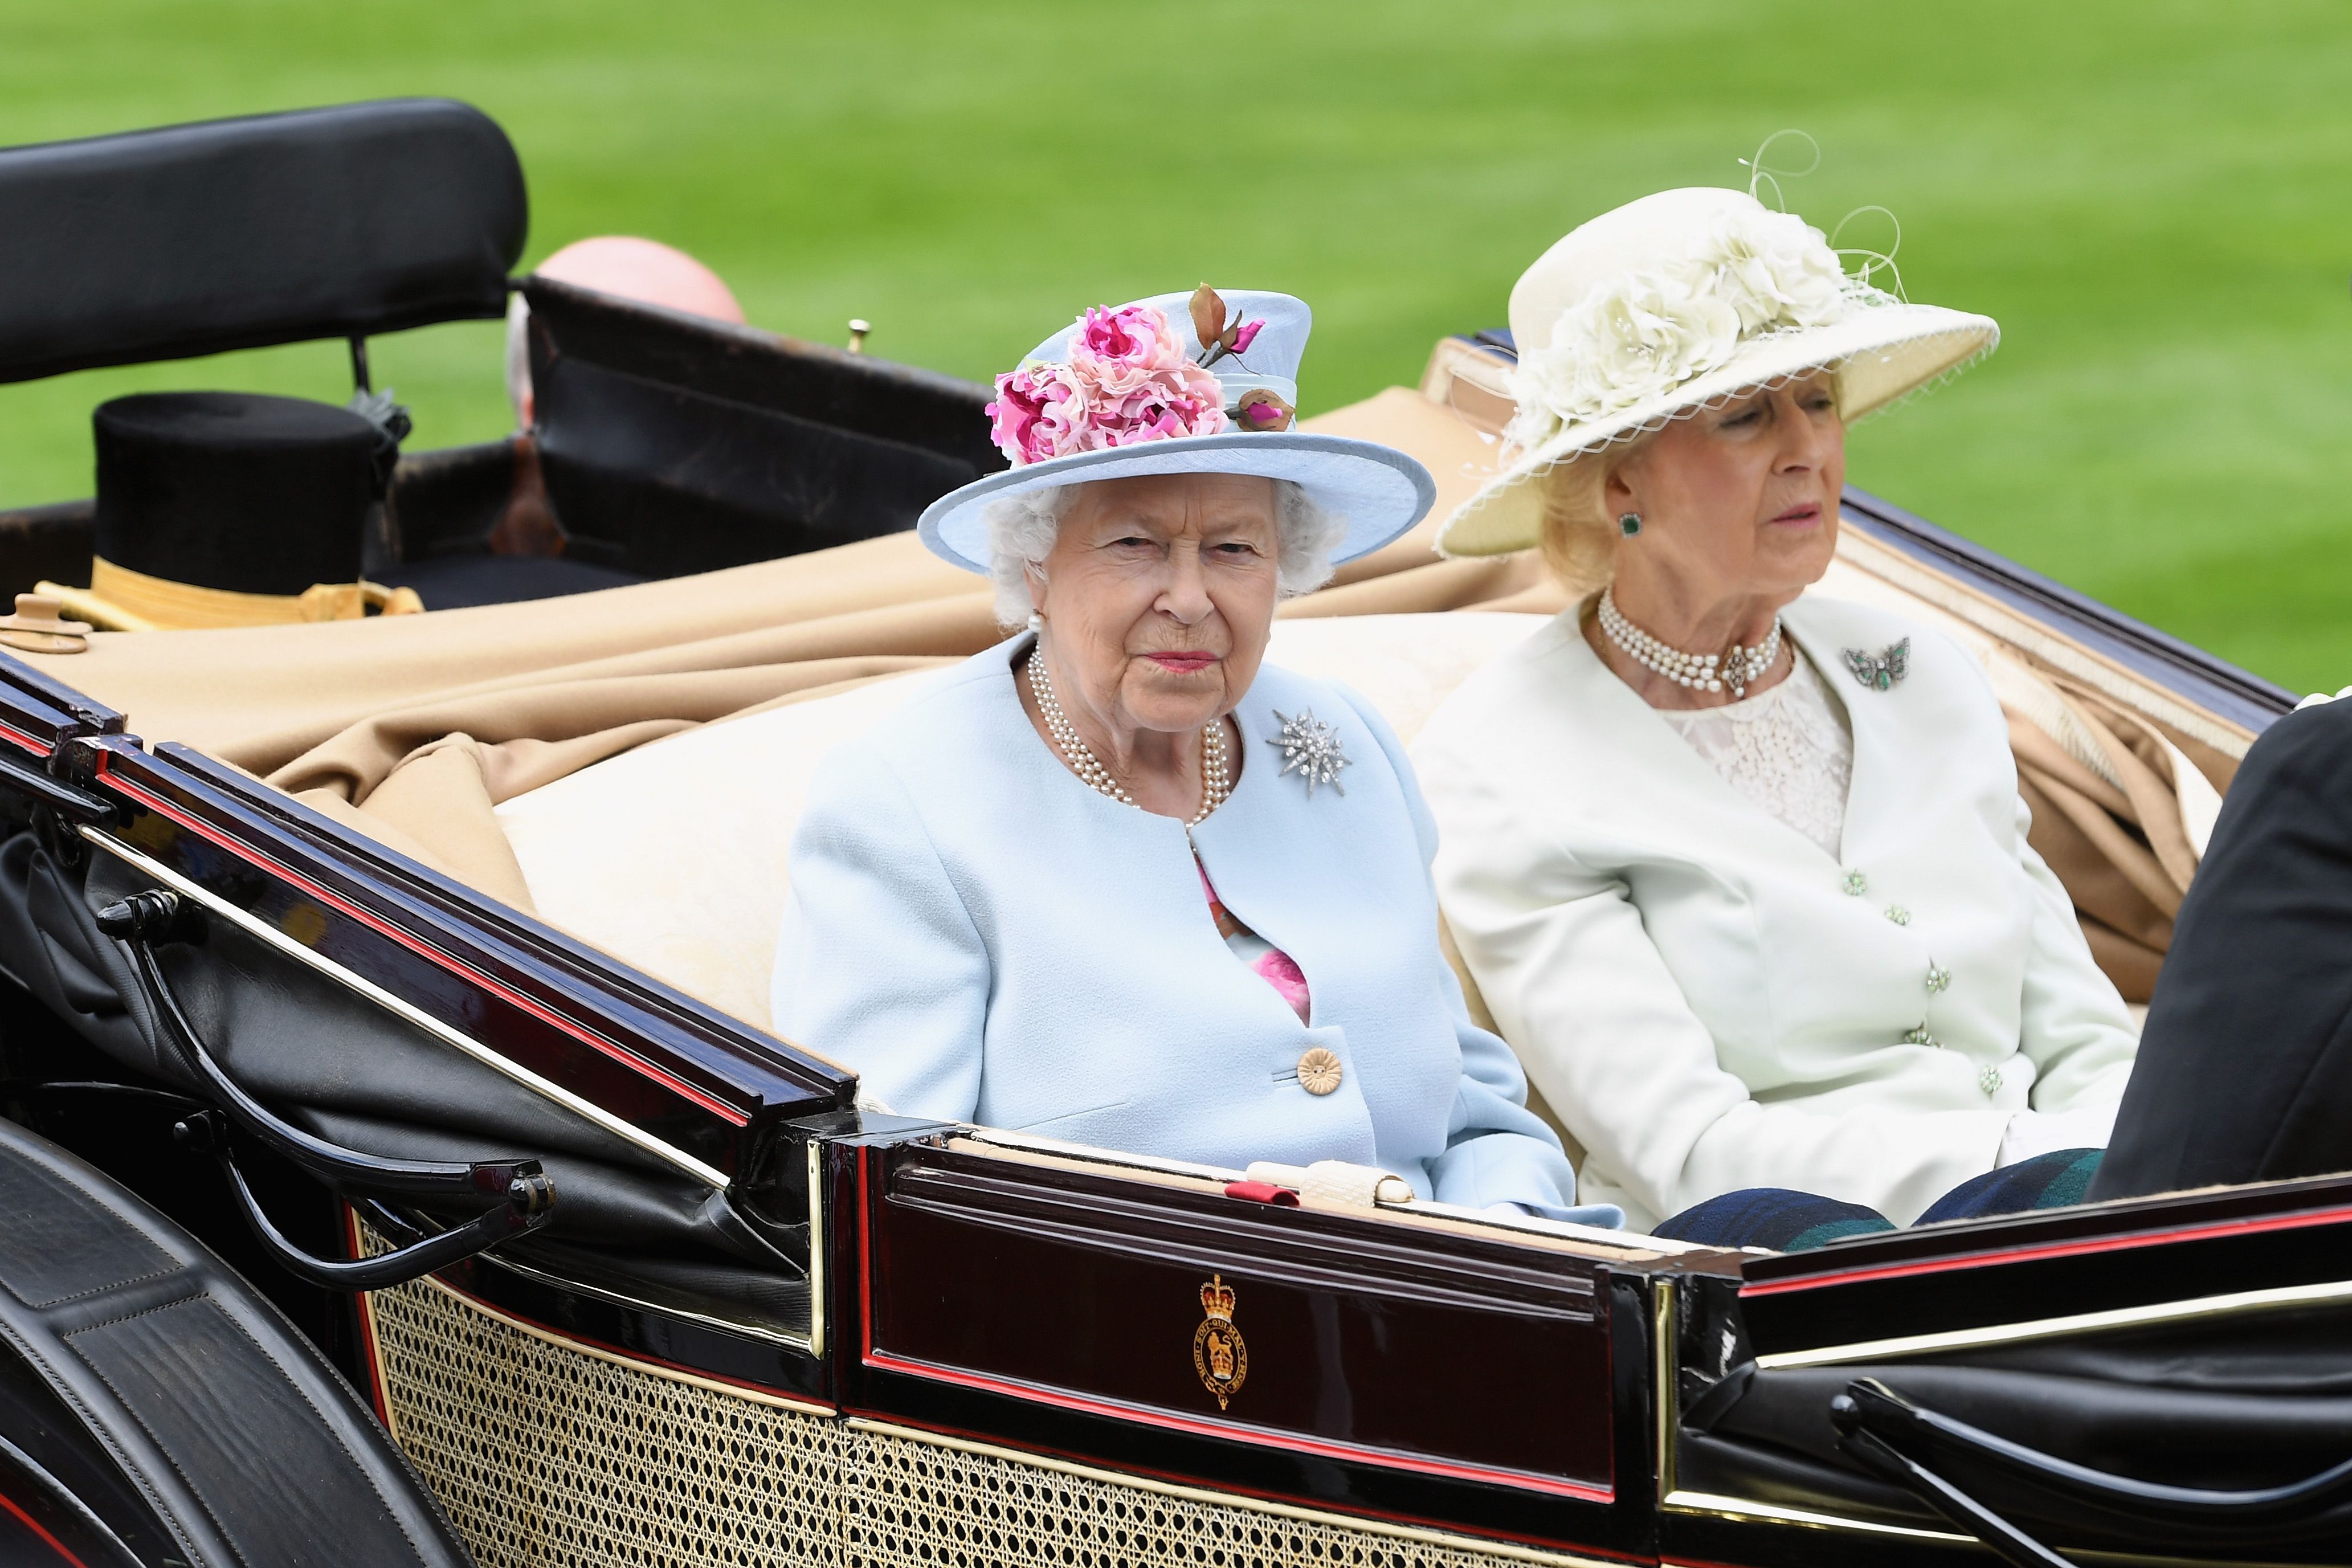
93;391;394;595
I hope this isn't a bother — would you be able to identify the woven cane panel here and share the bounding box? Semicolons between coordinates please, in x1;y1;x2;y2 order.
845;1426;1549;1568
366;1269;1567;1568
366;1272;844;1566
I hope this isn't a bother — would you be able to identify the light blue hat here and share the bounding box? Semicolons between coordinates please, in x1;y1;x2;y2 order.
917;288;1435;574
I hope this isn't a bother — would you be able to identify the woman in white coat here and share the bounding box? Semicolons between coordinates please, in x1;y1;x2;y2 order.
775;288;1612;1225
1414;185;2139;1242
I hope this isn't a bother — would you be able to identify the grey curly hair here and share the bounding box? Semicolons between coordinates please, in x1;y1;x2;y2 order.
982;478;1349;626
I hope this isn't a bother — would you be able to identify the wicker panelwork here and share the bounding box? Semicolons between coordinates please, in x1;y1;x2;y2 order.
362;1271;1592;1568
365;1272;843;1566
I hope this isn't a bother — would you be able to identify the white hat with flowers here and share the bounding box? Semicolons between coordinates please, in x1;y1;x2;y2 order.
1435;177;1999;558
918;285;1435;573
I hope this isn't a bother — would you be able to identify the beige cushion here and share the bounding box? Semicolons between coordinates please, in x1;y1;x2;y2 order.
495;612;1548;1033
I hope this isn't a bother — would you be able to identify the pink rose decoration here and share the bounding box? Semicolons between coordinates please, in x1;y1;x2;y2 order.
987;362;1089;466
1230;318;1264;354
989;303;1229;466
1068;303;1190;395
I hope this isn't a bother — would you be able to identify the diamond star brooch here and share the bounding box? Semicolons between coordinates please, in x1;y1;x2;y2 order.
1266;708;1350;798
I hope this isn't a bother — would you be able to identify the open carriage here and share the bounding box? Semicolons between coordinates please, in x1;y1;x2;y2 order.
1;100;2345;1568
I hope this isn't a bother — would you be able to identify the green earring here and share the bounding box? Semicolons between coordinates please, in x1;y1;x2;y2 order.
1618;513;1643;537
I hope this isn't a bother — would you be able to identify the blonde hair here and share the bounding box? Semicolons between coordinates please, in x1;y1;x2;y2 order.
1536;430;1656;597
1537;366;1852;594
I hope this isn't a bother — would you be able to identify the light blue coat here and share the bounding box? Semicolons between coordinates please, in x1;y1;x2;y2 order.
773;635;1599;1220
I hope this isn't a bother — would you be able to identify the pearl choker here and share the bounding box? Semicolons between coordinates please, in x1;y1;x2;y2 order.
1598;587;1783;700
1026;650;1230;827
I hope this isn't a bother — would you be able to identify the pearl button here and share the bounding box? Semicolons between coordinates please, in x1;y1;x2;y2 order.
1926;963;1951;994
1902;1023;1939;1048
1979;1063;2003;1097
1841;870;1867;896
1885;906;1911;926
1297;1047;1344;1096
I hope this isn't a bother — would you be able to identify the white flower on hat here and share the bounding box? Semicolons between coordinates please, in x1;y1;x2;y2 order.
1710;206;1847;332
1504;203;1856;454
1507;272;1740;449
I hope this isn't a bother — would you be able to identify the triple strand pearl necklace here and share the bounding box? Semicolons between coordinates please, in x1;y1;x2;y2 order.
1026;651;1230;827
1598;586;1783;700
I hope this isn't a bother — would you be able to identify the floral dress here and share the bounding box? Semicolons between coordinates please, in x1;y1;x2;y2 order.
1198;860;1310;1021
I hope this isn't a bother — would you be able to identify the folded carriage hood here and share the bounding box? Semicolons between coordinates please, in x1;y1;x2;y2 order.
44;532;978;761
20;389;1502;770
0;99;525;384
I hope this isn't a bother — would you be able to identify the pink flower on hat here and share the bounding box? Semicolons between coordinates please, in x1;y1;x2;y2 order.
987;362;1090;466
1069;303;1190;394
988;303;1228;466
1086;372;1226;448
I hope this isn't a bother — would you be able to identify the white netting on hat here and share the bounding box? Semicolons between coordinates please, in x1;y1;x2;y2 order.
1501;318;1998;476
1494;132;1990;484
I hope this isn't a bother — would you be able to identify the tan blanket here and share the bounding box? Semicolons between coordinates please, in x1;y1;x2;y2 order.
56;391;1546;903
45;386;2207;998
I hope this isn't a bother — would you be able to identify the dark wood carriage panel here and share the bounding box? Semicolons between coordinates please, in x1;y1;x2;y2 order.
0;653;124;779
1735;1174;2352;1358
819;1129;1672;1562
855;1138;1617;1498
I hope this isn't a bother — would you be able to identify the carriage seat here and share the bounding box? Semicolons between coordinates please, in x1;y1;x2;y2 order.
495;611;1551;1037
493;594;2190;1152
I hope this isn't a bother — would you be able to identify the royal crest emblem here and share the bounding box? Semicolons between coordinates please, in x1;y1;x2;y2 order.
1191;1274;1248;1410
1841;637;1911;692
1266;708;1350;798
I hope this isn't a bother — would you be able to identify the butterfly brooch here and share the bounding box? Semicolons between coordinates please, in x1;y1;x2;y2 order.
1841;638;1911;692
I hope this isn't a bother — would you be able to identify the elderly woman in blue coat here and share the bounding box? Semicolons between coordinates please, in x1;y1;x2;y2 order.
773;287;1606;1222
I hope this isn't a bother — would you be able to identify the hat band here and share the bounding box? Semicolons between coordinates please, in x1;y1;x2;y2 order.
62;556;426;631
1211;371;1297;406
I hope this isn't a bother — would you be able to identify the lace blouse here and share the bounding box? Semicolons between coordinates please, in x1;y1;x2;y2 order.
1660;651;1854;858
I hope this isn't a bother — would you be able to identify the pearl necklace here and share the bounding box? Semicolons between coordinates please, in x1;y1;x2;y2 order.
1598;586;1783;700
1026;651;1230;826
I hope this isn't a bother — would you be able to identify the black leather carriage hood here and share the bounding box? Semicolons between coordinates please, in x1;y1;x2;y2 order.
0;98;525;385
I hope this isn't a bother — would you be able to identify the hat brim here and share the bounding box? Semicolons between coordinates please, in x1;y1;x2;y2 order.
917;432;1436;574
1435;304;1998;558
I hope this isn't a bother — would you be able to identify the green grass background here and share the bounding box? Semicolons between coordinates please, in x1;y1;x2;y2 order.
1;1;2346;688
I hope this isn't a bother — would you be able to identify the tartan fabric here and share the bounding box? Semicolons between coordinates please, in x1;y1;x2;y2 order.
1916;1148;2105;1226
1653;1149;2104;1252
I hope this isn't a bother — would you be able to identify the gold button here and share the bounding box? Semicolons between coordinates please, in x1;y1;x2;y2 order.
1297;1047;1343;1096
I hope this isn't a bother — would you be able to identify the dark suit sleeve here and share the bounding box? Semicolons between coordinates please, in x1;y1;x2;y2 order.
2089;699;2352;1199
